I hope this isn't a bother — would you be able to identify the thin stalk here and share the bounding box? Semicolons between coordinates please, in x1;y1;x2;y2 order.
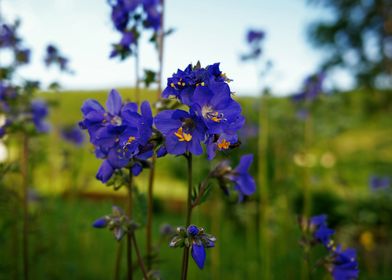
303;109;313;216
127;171;134;280
135;43;140;105
146;154;156;270
301;108;313;280
113;240;123;280
21;133;29;280
258;95;270;280
156;0;165;99
131;232;149;279
180;153;193;280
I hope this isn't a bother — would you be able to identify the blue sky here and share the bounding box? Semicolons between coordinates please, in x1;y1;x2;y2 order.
3;0;334;96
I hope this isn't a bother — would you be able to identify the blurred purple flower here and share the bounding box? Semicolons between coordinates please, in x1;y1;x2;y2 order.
369;175;390;191
31;99;50;133
61;125;85;146
331;246;359;280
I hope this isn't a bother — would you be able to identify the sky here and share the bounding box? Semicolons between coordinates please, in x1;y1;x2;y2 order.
2;0;333;96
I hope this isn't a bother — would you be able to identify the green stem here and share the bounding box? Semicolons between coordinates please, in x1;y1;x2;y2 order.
157;0;165;99
113;240;123;280
127;171;134;280
131;232;149;279
146;155;156;270
303;110;313;216
258;95;270;279
135;43;140;105
21;133;29;280
181;153;193;280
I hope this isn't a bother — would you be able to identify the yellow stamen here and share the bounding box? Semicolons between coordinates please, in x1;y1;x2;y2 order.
170;82;175;88
210;112;222;123
174;127;192;142
127;136;136;144
217;139;230;150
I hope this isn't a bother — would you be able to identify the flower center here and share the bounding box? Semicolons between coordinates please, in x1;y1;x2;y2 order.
110;115;122;126
217;139;230;150
201;106;224;123
174;127;192;142
126;136;136;145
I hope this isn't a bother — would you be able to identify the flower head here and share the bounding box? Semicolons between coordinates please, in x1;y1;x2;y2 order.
169;225;216;270
44;44;71;72
154;109;206;156
157;62;243;159
31;99;50;133
310;214;335;249
61;125;85;146
92;205;137;241
292;72;325;102
369;175;390;191
330;246;359;280
80;89;154;182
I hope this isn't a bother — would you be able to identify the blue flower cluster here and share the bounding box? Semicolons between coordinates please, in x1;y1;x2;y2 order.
44;44;71;72
292;72;325;102
108;0;162;59
0;21;31;66
169;225;216;270
310;215;359;280
241;29;265;61
0;82;50;137
369;175;390;191
79;89;155;182
61;125;85;146
155;62;244;159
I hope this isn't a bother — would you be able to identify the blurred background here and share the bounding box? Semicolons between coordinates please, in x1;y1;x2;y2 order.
0;0;391;279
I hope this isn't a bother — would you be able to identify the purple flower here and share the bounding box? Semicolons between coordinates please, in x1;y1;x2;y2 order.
247;29;265;44
93;217;109;228
31;99;50;133
110;31;136;59
80;89;153;182
224;154;256;201
61;125;85;146
310;214;335;248
169;225;216;270
191;242;206;269
93;206;130;241
291;72;325;102
241;29;265;61
192;81;244;135
44;44;71;72
161;63;229;105
369;175;390;190
331;246;359;280
0;23;18;48
154;109;206;155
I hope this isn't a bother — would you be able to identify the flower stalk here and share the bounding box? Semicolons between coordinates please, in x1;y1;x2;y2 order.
21;132;29;280
127;170;134;280
181;153;193;280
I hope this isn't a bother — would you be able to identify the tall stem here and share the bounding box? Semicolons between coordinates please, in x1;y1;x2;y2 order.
146;154;156;270
131;232;149;279
258;95;270;279
303;109;312;216
156;0;165;99
113;240;123;280
135;43;140;105
127;171;134;280
181;153;193;280
21;133;29;280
